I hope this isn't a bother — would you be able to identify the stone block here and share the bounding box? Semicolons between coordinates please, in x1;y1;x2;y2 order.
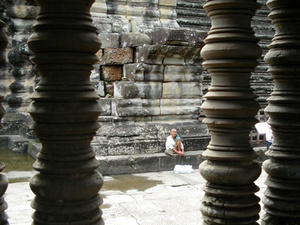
124;63;164;82
114;81;139;99
126;6;145;17
0;136;8;147
160;19;180;29
164;65;202;82
136;45;169;64
99;98;112;116
111;98;160;117
97;80;105;97
92;17;112;33
183;137;210;152
130;17;161;33
162;82;201;98
185;44;203;65
136;82;162;99
96;150;205;175
151;114;199;123
98;33;120;49
8;135;29;154
102;66;123;82
110;16;131;33
148;29;206;46
120;33;152;47
101;48;133;65
124;63;145;81
144;65;164;81
97;156;136;175
141;99;161;115
91;1;107;17
160;151;204;171
127;0;146;4
160;99;201;115
163;46;190;65
159;0;177;7
159;7;176;19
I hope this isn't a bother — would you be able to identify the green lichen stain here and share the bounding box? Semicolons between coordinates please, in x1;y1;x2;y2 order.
0;148;35;172
102;174;163;192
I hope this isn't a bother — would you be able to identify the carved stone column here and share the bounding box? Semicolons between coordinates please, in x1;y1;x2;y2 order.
27;0;103;224
262;1;300;224
199;0;262;224
0;19;9;225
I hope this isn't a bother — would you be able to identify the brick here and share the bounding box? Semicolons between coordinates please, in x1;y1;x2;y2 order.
101;48;134;65
102;66;123;82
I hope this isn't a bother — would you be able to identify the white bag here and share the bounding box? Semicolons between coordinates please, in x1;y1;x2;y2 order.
173;165;194;174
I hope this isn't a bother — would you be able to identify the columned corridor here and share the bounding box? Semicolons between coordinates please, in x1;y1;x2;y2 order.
0;0;299;224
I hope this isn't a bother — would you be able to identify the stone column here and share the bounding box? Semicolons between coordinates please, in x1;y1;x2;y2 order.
262;1;300;224
27;0;103;224
199;0;262;224
0;20;9;225
5;0;38;114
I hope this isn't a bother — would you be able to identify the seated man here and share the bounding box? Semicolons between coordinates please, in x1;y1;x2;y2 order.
165;129;184;156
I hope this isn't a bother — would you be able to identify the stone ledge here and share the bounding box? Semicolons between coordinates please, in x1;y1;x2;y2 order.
26;141;268;176
7;135;29;154
97;150;204;175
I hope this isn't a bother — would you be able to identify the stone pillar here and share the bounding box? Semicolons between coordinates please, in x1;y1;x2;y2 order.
27;0;103;224
199;0;262;224
262;1;300;224
0;19;9;225
3;0;38;136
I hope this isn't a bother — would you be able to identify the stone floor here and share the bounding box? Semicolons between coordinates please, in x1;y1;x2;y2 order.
4;169;267;225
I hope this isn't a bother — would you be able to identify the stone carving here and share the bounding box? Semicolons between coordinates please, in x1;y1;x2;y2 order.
0;19;9;225
199;0;262;224
262;0;300;224
27;0;103;224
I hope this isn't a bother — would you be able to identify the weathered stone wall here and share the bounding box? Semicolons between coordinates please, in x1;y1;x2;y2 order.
0;0;273;161
89;1;212;156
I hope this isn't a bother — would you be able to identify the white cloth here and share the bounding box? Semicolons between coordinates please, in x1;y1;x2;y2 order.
266;124;273;142
165;135;184;150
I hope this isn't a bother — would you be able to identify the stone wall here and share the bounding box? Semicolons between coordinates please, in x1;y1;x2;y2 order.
0;0;273;160
90;1;211;156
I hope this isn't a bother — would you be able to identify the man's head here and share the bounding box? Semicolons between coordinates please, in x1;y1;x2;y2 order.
170;129;177;138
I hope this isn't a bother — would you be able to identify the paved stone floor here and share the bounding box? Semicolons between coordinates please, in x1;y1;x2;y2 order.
4;169;267;225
